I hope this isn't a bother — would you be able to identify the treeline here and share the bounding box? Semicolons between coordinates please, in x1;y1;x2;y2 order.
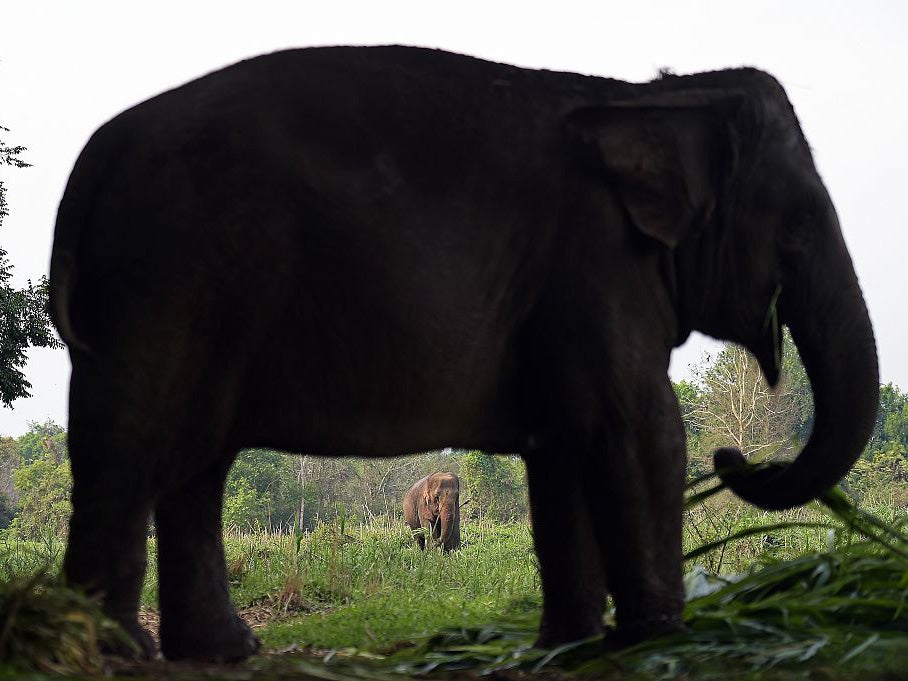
3;331;907;538
222;448;528;532
0;424;529;538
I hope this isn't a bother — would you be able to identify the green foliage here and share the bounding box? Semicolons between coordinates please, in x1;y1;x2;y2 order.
781;330;813;445
0;436;19;528
6;421;71;540
869;383;908;452
673;379;701;434
458;451;528;522
16;419;65;465
223;476;267;532
844;383;908;504
885;403;908;448
0;126;62;407
224;448;304;531
847;443;908;506
9;456;72;540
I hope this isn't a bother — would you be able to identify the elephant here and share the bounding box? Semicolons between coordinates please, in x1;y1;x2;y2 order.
403;472;462;552
49;46;878;661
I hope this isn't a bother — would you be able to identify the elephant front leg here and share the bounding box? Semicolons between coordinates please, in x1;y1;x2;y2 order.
586;380;687;645
413;528;427;550
155;453;260;661
525;454;607;647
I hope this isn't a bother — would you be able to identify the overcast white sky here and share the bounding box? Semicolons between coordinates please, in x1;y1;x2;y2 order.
0;1;906;436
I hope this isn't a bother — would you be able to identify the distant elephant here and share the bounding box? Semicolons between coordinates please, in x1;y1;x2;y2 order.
403;472;461;552
49;46;878;661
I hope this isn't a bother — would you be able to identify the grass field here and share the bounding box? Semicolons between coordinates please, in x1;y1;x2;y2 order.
2;495;908;679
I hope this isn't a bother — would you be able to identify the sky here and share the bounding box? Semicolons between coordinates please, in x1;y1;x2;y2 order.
0;0;906;436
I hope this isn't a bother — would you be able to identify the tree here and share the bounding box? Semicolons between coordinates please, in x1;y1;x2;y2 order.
459;451;527;522
221;449;466;531
8;421;71;538
865;383;908;455
847;441;908;506
0;436;19;527
17;419;66;464
0;126;62;406
689;344;796;462
686;329;807;470
884;401;908;452
673;379;703;470
223;448;305;531
781;332;813;445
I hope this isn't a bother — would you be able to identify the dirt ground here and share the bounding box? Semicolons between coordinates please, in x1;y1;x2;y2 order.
137;604;278;646
118;609;573;680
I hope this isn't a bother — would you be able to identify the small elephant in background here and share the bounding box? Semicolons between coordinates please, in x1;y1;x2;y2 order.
404;472;461;552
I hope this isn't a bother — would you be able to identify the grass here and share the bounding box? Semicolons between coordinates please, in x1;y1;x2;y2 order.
0;572;133;676
224;518;539;651
2;482;908;678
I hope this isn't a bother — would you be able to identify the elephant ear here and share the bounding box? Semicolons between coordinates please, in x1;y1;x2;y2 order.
564;91;742;248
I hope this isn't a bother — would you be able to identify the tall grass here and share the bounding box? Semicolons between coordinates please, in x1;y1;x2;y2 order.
217;518;539;651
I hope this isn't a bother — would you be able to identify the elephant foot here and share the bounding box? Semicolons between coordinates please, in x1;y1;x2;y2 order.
104;617;156;660
160;613;261;661
608;614;684;649
534;614;604;649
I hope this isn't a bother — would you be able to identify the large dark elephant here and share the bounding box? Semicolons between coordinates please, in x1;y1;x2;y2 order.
403;472;461;552
49;46;878;661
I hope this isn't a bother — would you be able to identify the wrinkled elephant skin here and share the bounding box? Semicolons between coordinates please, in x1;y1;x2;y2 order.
49;46;878;660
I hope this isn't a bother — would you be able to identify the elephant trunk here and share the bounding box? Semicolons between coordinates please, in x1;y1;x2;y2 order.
438;506;456;549
715;216;879;510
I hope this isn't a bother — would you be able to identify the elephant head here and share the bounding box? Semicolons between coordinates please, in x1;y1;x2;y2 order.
424;472;460;549
569;70;878;509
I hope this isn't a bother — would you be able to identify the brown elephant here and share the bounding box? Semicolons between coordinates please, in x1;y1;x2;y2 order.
403;472;461;552
50;46;877;660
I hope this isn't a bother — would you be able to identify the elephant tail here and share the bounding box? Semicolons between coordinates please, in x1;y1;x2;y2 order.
50;172;94;355
49;250;90;354
49;121;125;355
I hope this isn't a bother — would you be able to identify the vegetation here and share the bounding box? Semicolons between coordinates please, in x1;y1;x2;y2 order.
1;490;907;678
0;572;132;675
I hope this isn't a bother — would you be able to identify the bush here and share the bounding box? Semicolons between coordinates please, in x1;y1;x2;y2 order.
459;451;528;522
8;455;71;540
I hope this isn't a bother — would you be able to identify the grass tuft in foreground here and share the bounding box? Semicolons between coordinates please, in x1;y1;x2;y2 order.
0;572;133;676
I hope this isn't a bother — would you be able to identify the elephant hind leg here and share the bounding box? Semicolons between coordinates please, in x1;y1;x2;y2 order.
155;451;260;661
65;464;156;658
64;379;159;658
